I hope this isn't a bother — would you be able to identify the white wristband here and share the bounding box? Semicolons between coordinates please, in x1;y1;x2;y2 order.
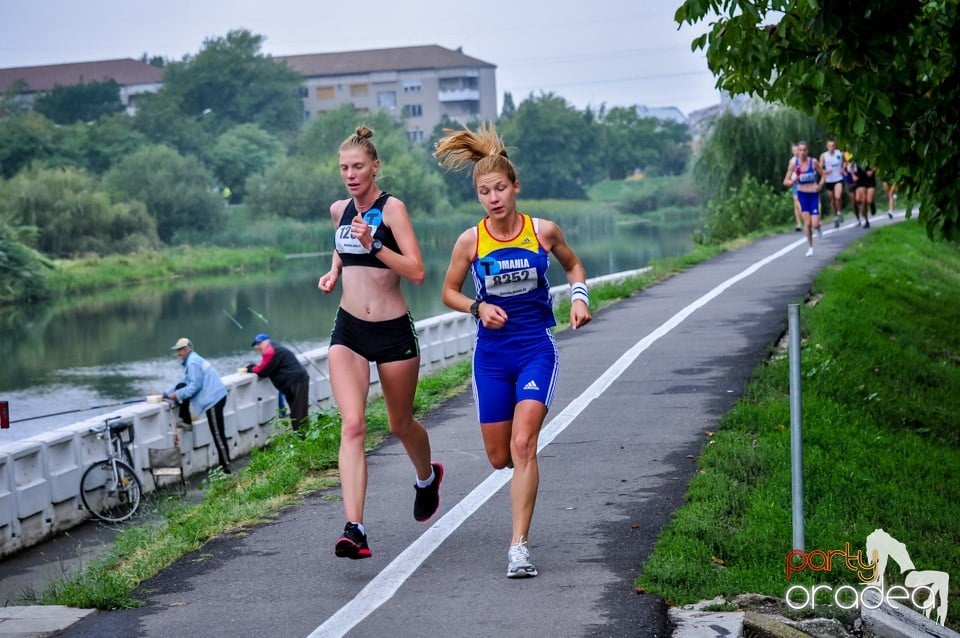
570;283;589;306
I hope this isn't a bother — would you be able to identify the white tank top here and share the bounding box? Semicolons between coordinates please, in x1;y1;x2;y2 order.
823;150;843;183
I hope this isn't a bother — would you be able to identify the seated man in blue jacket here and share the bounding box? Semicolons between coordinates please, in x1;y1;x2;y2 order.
247;334;311;432
166;338;232;473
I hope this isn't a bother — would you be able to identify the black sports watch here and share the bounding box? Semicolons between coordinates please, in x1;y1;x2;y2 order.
369;239;383;256
469;300;482;318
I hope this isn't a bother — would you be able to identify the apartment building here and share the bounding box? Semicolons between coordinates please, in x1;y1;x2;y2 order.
1;45;497;141
0;58;165;115
276;44;497;142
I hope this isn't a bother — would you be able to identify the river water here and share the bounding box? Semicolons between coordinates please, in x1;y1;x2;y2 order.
0;211;698;442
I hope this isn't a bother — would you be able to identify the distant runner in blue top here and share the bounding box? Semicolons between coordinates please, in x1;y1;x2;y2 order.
436;122;592;579
783;140;825;257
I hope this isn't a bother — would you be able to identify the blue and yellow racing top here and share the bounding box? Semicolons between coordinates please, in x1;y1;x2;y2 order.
471;213;555;337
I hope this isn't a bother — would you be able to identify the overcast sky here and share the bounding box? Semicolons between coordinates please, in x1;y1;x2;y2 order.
0;0;721;116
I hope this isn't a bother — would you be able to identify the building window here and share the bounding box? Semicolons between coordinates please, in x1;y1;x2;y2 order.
298;86;309;98
377;90;397;110
407;130;425;142
402;104;423;118
403;81;422;93
350;83;369;97
315;85;335;100
439;76;479;91
302;110;310;121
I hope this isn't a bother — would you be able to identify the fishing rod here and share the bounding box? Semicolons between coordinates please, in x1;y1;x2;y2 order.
10;398;145;424
222;308;245;330
248;307;269;325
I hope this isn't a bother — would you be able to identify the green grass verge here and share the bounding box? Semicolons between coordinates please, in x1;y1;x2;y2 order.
45;246;285;298
32;235;733;610
638;221;960;629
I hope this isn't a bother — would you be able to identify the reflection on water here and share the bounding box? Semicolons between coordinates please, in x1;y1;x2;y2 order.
0;210;697;440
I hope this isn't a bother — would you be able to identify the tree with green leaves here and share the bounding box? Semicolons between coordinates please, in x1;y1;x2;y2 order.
52;113;150;175
0;112;58;178
695;107;823;201
597;106;691;179
133;91;213;159
103;145;223;244
0;220;49;304
298;106;448;215
497;92;603;199
0;166;159;256
676;0;960;241
209;124;286;202
32;79;125;125
160;29;303;138
501;92;516;119
245;157;339;221
298;105;408;162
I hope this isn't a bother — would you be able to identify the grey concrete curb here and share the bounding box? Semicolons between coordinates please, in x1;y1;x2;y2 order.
861;588;959;638
0;606;94;636
669;607;745;637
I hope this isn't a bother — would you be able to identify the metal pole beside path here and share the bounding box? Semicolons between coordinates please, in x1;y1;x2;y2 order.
788;303;804;551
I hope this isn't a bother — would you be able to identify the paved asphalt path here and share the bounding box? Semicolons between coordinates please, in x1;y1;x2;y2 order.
59;218;895;638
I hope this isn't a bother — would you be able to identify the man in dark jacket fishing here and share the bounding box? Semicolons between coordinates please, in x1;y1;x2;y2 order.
247;334;311;431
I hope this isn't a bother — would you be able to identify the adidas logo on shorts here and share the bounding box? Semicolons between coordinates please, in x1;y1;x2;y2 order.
523;379;539;391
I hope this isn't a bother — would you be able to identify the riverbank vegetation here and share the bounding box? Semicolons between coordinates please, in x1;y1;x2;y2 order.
44;246;284;298
638;221;960;629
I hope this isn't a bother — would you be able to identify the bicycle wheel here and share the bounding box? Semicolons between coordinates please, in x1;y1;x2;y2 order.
79;459;143;523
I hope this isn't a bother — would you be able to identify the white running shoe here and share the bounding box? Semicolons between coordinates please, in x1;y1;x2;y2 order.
507;538;538;578
805;248;814;257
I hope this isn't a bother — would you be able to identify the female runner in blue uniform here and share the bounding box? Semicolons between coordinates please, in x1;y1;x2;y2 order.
318;126;442;559
435;122;592;578
783;140;825;256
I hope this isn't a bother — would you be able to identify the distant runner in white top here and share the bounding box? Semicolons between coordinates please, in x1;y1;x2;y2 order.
820;138;846;228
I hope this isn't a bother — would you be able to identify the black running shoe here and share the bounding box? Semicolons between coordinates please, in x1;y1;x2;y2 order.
413;462;444;522
335;522;371;559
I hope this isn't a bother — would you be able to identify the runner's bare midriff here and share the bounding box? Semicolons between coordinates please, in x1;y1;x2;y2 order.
339;266;409;320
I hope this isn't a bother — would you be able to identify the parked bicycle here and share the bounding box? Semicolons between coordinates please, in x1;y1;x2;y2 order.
79;415;143;523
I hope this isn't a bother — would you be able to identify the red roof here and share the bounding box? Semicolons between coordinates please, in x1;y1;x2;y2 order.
0;58;165;93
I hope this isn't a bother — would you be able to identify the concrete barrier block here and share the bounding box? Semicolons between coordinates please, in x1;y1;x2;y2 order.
258;392;280;423
458;333;474;356
191;415;212;449
12;443;50;519
52;498;86;528
33;430;80;504
130;408;171;471
314;378;332;409
232;425;258;457
16;511;51;551
230;375;259;429
76;417;110;468
0;452;14;529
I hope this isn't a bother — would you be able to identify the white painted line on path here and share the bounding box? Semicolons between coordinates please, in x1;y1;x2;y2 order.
309;226;847;637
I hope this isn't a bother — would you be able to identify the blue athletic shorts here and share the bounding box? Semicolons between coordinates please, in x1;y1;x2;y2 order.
472;329;558;423
797;190;820;215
